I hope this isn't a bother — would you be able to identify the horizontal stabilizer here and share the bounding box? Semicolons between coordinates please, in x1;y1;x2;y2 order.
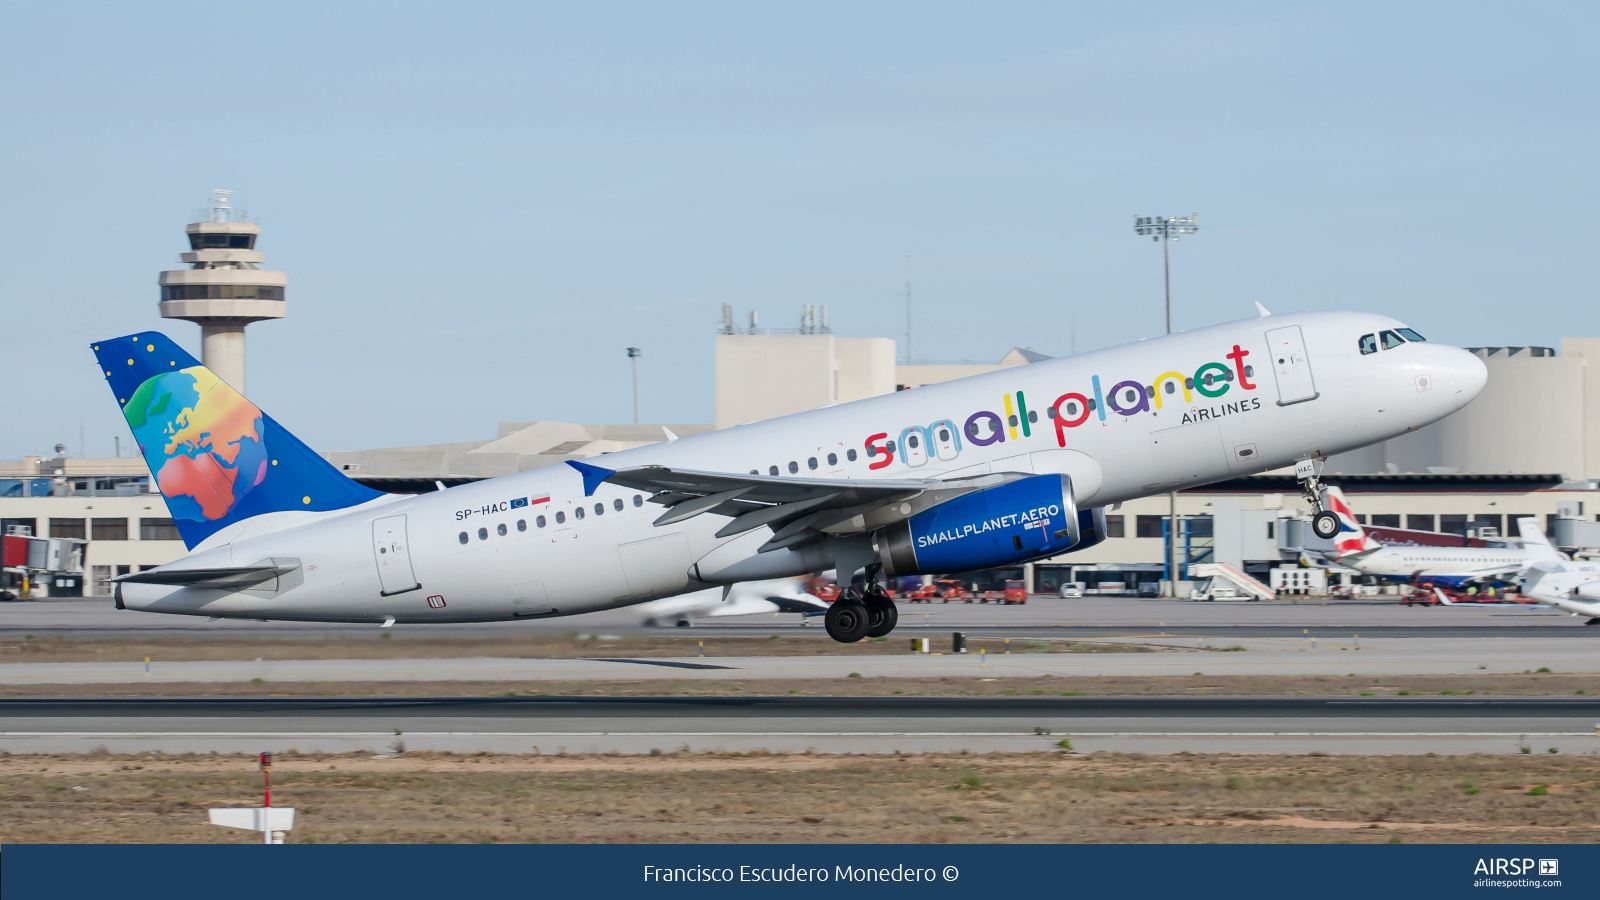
114;563;300;589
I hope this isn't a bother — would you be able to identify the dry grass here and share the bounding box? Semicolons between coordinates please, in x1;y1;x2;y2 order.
0;634;1152;663
2;750;1596;844
5;672;1598;698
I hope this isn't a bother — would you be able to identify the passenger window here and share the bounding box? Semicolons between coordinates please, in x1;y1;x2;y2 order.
1359;334;1377;355
807;457;818;470
847;448;857;462
908;433;921;448
536;515;546;528
937;429;950;442
827;452;837;466
1397;328;1427;342
458;531;468;545
477;527;488;540
554;511;565;524
575;507;585;520
886;441;896;453
594;502;604;516
1027;410;1037;423
517;519;526;532
866;445;877;458
1380;330;1405;350
749;470;758;475
614;498;624;511
632;495;643;507
769;465;779;476
497;523;507;536
788;461;798;474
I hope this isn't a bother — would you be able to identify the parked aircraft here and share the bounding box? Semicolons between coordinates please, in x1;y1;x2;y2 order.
101;310;1485;642
1317;488;1561;588
634;578;829;627
1518;560;1600;623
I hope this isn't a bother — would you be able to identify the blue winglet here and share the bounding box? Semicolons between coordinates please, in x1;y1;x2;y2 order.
565;460;615;497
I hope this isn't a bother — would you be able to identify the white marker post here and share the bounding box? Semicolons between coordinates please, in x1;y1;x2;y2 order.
207;752;295;844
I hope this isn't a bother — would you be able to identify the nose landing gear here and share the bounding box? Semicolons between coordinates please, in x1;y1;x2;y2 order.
1296;458;1342;540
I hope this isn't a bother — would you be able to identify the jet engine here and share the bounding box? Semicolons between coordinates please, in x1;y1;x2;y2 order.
871;473;1104;576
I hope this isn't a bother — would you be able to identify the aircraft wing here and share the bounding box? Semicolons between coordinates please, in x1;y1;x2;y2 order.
567;460;1024;552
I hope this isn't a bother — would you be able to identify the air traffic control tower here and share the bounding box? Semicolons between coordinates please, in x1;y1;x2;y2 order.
157;190;286;393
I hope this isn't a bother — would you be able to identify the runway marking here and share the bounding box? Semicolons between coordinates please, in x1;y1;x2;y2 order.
1;731;1591;738
583;658;733;670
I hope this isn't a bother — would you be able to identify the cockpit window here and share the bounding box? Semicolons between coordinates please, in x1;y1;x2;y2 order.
1358;333;1378;355
1380;330;1406;350
1397;328;1427;342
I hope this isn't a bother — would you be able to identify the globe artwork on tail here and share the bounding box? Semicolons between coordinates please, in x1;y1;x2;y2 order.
123;366;269;522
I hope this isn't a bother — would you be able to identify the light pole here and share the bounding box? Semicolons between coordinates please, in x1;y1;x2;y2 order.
1133;214;1198;597
626;347;642;425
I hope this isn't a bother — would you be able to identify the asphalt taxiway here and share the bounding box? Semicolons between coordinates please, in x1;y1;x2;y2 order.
3;696;1595;756
1;596;1586;640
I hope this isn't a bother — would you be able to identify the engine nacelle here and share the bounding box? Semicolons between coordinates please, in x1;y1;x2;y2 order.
873;473;1094;576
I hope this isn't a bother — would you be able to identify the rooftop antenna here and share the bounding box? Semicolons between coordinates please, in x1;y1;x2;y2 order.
748;310;759;334
899;256;912;364
820;304;830;333
718;304;734;335
211;189;234;223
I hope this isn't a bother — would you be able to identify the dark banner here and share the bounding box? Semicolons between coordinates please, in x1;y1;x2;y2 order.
4;844;1595;899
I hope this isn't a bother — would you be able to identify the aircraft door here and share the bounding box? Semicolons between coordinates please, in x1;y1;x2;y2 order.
929;420;961;461
1265;325;1319;406
372;515;421;596
898;427;929;467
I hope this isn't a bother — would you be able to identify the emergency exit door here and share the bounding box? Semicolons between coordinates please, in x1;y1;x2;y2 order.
1264;325;1319;406
372;515;420;596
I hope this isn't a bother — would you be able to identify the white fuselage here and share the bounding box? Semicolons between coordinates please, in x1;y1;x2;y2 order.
120;311;1486;624
1340;546;1536;582
1521;561;1600;618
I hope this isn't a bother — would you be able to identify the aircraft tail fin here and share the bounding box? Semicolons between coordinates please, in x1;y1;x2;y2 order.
92;332;384;550
1516;516;1565;562
1322;485;1380;557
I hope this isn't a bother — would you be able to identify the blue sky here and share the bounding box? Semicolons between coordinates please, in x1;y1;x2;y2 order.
1;2;1596;458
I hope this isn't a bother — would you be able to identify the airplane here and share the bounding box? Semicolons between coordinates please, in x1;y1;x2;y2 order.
633;577;830;627
99;309;1486;643
1518;560;1600;623
1316;487;1563;588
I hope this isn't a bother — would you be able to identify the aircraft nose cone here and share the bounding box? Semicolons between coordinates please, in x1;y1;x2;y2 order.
1446;348;1488;411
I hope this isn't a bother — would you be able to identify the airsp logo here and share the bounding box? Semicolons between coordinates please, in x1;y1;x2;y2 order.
1473;858;1554;876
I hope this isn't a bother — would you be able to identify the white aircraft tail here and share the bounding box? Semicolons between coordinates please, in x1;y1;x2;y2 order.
1516;517;1565;562
1322;486;1381;558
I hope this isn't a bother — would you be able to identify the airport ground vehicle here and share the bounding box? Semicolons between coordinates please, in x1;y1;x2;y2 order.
1058;582;1085;599
1187;563;1275;602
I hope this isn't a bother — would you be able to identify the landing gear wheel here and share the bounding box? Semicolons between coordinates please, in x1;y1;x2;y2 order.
825;600;870;643
864;599;898;638
1311;510;1341;540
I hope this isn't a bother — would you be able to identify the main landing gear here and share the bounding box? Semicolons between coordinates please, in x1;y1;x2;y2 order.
1297;458;1341;541
825;577;900;644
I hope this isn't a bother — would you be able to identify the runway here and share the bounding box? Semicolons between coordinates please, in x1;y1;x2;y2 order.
3;696;1595;756
2;596;1585;640
2;636;1596;685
